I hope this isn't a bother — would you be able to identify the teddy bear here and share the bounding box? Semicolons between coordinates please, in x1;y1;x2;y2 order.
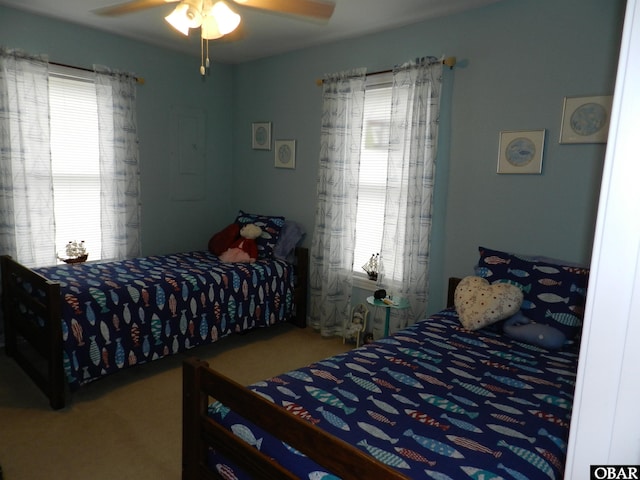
218;223;262;263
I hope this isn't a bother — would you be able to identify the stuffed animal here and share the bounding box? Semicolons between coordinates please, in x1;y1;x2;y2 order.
219;223;262;263
208;222;241;255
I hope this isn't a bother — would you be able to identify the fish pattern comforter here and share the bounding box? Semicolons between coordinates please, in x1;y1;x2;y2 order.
208;309;578;480
32;251;295;390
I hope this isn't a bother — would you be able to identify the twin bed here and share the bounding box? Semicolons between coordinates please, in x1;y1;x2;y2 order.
181;246;589;480
1;211;308;410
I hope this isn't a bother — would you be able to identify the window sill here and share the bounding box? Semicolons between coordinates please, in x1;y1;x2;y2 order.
352;274;378;292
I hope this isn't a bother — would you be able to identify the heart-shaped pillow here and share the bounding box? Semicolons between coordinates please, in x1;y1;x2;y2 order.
454;276;523;331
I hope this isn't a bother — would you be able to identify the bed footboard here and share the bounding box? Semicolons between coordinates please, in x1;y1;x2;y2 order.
1;255;65;409
182;357;410;480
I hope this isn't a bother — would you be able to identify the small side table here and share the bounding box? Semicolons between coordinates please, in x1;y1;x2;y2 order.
366;296;410;338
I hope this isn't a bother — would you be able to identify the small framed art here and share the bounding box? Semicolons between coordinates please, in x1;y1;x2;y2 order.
274;140;296;169
497;130;545;174
559;95;612;144
252;122;272;150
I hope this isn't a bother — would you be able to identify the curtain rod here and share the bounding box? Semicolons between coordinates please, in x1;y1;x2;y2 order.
315;56;456;87
49;60;145;85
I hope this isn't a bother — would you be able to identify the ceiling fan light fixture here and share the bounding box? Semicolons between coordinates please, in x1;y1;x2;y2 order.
211;1;241;35
165;4;191;35
165;0;204;35
201;15;223;40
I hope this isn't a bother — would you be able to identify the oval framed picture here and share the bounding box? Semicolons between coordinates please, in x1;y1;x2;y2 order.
252;122;272;150
274;140;296;169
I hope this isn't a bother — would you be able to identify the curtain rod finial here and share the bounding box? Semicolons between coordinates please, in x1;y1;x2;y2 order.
442;56;456;69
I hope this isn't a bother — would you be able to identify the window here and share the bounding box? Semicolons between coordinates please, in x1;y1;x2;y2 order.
353;74;393;279
0;53;139;267
48;67;102;261
311;60;441;332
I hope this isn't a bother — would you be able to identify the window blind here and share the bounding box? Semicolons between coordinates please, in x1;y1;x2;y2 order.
353;74;393;276
49;71;102;260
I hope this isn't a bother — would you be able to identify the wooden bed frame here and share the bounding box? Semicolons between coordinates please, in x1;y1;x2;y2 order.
1;247;309;410
181;278;461;480
182;357;411;480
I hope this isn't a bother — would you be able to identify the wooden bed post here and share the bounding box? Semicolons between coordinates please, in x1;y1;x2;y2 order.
290;247;308;328
182;357;209;480
447;277;462;308
47;279;65;410
1;256;16;358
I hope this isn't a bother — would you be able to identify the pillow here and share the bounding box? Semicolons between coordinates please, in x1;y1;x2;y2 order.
273;221;305;263
475;246;589;339
208;222;240;255
235;210;285;259
454;276;523;331
502;312;567;350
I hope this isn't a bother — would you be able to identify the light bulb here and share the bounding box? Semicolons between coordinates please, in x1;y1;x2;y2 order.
165;4;191;35
212;1;240;35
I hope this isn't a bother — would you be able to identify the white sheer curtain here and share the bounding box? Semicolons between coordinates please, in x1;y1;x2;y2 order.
94;66;141;260
378;57;443;331
309;68;367;336
0;48;56;267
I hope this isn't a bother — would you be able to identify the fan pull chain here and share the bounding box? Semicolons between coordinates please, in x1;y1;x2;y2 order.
206;39;210;70
200;38;206;76
200;38;211;76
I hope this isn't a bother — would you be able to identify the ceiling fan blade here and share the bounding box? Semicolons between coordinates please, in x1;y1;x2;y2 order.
93;0;178;16
232;0;335;20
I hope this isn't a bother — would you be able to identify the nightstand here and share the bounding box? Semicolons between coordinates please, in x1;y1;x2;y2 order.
366;295;410;338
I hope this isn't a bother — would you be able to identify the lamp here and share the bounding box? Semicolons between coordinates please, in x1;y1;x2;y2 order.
165;0;241;75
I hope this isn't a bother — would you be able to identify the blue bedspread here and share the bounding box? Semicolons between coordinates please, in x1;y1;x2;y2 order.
34;251;295;390
208;309;578;479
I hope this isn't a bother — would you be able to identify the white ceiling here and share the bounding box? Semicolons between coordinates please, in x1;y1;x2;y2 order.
0;0;504;64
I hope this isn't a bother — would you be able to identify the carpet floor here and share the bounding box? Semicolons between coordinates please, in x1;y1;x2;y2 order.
0;323;351;480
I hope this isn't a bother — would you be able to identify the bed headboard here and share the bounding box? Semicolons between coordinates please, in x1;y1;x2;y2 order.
447;277;462;308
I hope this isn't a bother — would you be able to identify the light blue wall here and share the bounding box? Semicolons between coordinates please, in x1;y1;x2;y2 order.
230;0;626;313
0;5;236;256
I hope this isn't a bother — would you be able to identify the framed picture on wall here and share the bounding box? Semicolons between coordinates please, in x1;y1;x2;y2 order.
274;140;296;169
559;95;612;144
497;129;545;174
252;122;272;150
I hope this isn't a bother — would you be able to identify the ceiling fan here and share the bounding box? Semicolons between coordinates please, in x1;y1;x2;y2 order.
95;0;336;20
94;0;336;75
